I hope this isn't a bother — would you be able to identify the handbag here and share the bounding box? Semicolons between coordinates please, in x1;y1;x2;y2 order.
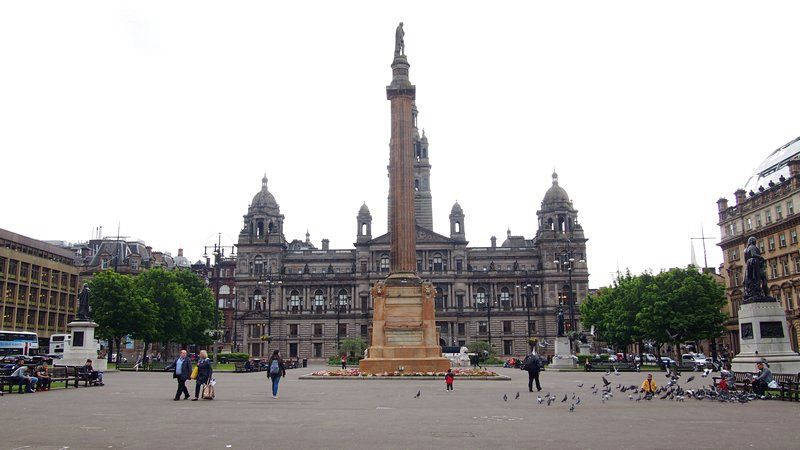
190;366;198;380
202;383;215;400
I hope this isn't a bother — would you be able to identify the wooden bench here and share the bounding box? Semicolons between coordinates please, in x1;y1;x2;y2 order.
233;362;248;373
713;371;800;400
75;366;104;387
585;362;640;372
1;365;77;393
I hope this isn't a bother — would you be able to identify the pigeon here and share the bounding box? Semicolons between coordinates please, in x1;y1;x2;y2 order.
590;384;596;389
561;394;568;403
569;403;575;412
602;377;611;387
537;395;543;404
702;368;711;378
660;392;669;400
571;393;576;400
628;394;633;400
614;367;620;376
575;397;581;405
686;376;695;383
515;391;520;400
577;383;584;388
636;395;642;402
414;390;421;398
547;397;552;406
503;394;508;402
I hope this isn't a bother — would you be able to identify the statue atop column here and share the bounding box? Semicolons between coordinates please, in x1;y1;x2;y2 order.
557;307;565;337
743;236;776;303
77;284;91;320
394;22;405;56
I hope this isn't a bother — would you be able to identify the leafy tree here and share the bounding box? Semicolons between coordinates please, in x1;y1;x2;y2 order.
338;338;368;360
89;270;156;364
174;269;217;346
135;268;188;357
467;340;495;357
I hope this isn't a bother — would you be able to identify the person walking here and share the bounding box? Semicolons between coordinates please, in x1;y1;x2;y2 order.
166;349;193;401
193;350;213;401
522;351;543;392
341;354;347;370
267;349;286;399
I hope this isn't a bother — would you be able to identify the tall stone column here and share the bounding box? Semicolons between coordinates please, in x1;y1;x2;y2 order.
386;54;417;275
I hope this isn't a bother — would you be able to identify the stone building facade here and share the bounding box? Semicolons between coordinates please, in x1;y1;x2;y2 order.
0;228;81;350
233;108;589;360
717;136;800;354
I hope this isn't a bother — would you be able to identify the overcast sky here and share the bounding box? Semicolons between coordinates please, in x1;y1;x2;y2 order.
2;1;799;288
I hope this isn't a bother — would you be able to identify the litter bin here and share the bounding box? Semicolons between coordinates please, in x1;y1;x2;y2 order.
302;358;308;368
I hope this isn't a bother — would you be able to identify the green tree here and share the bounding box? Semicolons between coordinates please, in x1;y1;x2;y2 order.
467;340;495;357
638;267;727;359
89;270;156;364
135;268;188;357
174;269;217;346
338;337;368;361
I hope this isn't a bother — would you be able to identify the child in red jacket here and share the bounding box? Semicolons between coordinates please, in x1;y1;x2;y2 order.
445;368;454;391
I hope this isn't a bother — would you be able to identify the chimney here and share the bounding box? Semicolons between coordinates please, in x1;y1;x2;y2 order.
734;189;746;205
490;236;497;248
322;239;329;251
789;158;800;177
717;198;728;212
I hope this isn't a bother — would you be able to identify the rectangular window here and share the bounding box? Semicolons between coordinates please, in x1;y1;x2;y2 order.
789;200;795;215
529;321;537;333
733;270;741;287
766;210;772;223
289;324;298;337
503;340;513;355
792;230;798;245
360;324;368;337
456;259;463;273
729;249;738;261
457;323;466;335
502;321;512;333
478;321;488;334
313;343;323;358
289;343;298;358
777;205;783;220
728;224;735;236
770;262;778;278
756;213;762;227
780;234;787;248
758;240;765;254
746;218;752;230
782;258;790;276
456;294;464;311
313;324;323;336
769;237;776;251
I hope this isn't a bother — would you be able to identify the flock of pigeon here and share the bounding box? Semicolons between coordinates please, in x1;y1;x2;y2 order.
422;366;767;412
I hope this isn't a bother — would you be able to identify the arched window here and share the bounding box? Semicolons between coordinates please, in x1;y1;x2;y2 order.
547;218;554;231
337;289;349;308
500;287;511;310
289;289;301;311
475;287;486;308
253;289;262;310
414;179;420;191
433;253;443;272
361;223;367;235
314;289;325;310
254;256;264;275
454;221;461;233
256;221;264;238
219;285;230;295
380;254;390;272
268;221;275;234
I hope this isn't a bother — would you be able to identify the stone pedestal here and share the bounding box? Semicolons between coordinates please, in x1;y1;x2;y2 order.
359;274;451;374
548;336;576;370
59;321;106;371
578;343;591;356
732;302;800;374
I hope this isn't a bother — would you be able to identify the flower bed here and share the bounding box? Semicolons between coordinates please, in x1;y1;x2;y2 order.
308;368;499;377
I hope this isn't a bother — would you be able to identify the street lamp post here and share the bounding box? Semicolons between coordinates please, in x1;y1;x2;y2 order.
331;291;350;352
202;233;235;364
256;271;281;345
516;280;539;351
553;238;584;333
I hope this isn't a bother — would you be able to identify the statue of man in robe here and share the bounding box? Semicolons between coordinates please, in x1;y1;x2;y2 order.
394;22;405;56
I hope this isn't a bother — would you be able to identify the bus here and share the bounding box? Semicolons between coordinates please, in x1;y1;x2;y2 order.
50;333;71;354
0;331;39;356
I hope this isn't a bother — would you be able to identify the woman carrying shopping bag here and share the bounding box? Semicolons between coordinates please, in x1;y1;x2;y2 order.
193;350;214;401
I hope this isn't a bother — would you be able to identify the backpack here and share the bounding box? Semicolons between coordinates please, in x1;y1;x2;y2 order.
269;359;281;376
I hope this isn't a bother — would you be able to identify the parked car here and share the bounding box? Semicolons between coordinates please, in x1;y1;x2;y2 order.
681;353;708;367
659;357;678;368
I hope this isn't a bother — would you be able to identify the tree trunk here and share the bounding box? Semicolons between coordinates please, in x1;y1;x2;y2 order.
107;339;114;363
141;341;150;368
114;337;122;368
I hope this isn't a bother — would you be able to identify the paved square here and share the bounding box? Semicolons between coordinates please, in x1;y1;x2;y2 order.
3;365;798;449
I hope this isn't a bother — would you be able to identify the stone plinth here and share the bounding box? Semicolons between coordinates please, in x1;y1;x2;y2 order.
59;321;106;371
359;275;450;374
548;336;576;370
732;302;800;374
578;343;591;356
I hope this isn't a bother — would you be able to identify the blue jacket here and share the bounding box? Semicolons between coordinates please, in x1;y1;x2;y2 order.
167;357;193;381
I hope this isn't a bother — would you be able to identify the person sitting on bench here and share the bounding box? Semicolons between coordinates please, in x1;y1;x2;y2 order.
35;363;52;391
751;361;773;397
81;359;104;386
10;359;38;393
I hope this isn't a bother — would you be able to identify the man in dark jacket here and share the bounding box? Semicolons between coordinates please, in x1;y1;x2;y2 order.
166;349;193;401
522;351;543;392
